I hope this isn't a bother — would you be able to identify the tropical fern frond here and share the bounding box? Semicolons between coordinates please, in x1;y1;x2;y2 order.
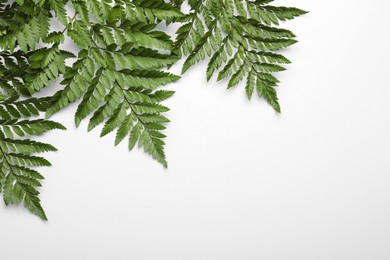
1;40;65;220
0;96;65;220
46;0;181;167
173;0;307;112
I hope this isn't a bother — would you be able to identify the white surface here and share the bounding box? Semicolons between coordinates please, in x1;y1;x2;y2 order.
1;1;390;259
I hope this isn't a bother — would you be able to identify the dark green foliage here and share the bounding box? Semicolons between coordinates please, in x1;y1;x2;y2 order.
0;0;183;219
45;0;181;167
172;0;307;112
0;95;65;220
0;47;66;220
0;0;306;219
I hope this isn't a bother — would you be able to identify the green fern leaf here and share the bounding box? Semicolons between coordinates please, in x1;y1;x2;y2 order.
43;1;181;167
0;95;64;220
173;0;307;112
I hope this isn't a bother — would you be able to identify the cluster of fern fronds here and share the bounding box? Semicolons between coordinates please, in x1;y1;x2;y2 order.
0;0;307;220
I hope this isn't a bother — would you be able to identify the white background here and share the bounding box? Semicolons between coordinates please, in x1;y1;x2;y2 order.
1;0;390;259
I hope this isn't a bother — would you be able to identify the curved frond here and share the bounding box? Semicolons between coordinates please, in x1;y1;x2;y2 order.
173;0;307;112
46;0;181;167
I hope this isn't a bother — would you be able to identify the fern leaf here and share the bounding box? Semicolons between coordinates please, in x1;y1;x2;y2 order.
44;1;181;167
0;96;64;220
174;0;307;111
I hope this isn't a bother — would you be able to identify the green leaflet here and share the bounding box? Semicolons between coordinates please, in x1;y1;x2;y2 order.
0;0;306;220
173;0;307;112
